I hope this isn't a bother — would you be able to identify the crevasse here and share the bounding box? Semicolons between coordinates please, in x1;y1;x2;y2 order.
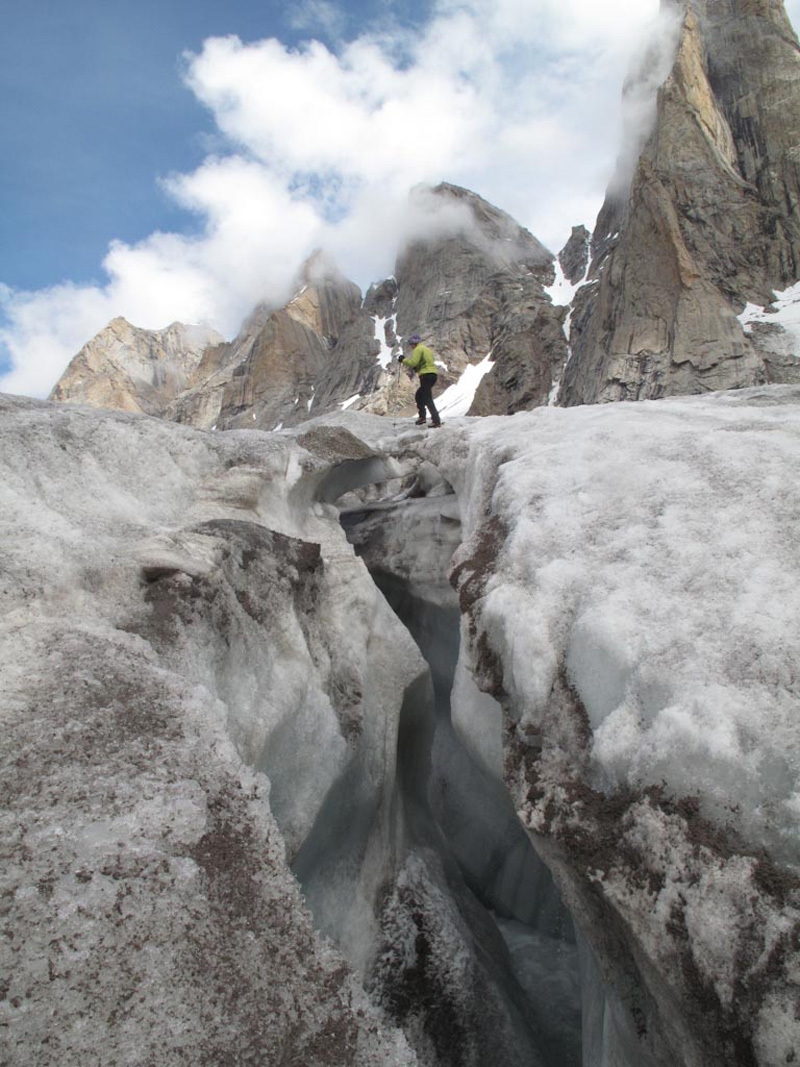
294;453;586;1066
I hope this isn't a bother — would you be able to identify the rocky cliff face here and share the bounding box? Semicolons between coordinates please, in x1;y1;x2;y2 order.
560;0;800;405
390;183;567;416
558;225;591;286
214;252;384;431
50;317;224;416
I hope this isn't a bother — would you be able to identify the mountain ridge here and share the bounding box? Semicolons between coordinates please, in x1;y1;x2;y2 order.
51;0;800;422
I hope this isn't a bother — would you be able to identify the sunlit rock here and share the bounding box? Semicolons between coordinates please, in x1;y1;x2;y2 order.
561;0;800;405
50;316;224;416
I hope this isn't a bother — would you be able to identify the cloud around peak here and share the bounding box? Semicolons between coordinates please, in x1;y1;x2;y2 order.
0;0;666;399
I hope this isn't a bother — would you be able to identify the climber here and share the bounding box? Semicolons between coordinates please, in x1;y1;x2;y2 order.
398;335;442;428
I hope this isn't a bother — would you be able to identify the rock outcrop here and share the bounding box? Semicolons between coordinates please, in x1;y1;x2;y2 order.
165;302;275;429
560;0;800;405
392;183;567;415
558;225;591;286
164;253;372;431
50;317;224;416
213;252;381;431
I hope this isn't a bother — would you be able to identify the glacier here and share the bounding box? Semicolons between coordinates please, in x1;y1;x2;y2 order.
1;384;799;1066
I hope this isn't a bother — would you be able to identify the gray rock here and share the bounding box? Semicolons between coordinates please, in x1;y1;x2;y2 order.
558;225;591;285
560;0;800;406
214;253;373;430
392;183;567;415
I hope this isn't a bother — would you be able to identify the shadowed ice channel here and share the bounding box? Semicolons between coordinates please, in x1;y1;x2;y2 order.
294;479;583;1066
369;564;582;1065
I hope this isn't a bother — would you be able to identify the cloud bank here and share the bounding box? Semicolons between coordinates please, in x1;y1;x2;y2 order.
1;0;669;398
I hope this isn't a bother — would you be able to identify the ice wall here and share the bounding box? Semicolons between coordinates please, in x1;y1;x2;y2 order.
0;397;420;1066
423;388;800;1067
5;389;798;1067
334;454;583;1066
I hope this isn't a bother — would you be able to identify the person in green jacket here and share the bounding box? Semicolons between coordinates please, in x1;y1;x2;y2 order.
399;334;442;427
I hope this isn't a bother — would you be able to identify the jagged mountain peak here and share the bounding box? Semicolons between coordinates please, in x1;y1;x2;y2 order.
284;251;362;340
401;181;553;271
384;182;565;416
560;0;800;406
100;316;221;345
296;247;349;287
51;182;566;427
50;316;224;416
51;0;800;435
558;225;591;285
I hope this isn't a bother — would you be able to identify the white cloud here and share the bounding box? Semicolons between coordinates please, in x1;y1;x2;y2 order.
288;0;348;41
0;160;324;399
0;283;117;401
1;0;674;398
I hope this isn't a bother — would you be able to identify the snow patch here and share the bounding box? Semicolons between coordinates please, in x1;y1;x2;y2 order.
373;316;395;369
738;282;800;355
545;259;585;311
436;353;495;418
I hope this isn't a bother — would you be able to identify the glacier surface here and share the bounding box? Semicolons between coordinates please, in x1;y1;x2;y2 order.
2;385;799;1066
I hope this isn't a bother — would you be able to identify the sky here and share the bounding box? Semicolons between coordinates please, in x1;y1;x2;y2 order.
2;0;800;399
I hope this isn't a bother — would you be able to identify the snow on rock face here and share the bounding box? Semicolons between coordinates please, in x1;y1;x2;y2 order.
0;394;419;1066
425;386;800;1066
436;353;496;420
738;282;800;386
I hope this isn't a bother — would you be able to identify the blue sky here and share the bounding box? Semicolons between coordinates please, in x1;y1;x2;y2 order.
3;0;799;397
1;0;427;291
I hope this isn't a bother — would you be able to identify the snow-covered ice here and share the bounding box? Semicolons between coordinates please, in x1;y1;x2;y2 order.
3;383;799;1067
0;395;422;1066
424;386;800;1065
430;387;800;862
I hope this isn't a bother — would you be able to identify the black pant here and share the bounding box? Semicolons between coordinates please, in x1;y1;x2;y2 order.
415;373;440;423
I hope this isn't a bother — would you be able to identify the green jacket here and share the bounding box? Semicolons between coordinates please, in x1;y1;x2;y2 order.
402;343;439;377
